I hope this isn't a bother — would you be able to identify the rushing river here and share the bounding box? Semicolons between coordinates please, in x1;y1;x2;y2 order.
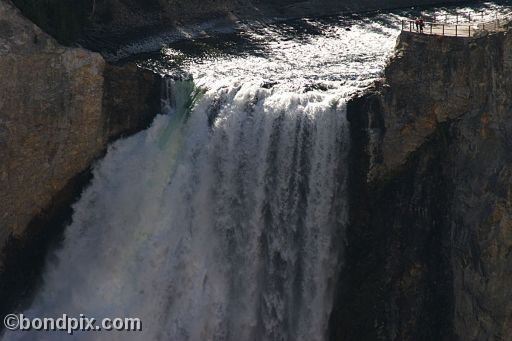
3;3;510;341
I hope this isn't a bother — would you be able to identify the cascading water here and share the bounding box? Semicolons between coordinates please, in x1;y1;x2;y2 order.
3;10;420;341
6;78;349;341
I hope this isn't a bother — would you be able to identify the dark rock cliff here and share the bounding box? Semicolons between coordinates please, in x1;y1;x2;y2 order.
331;30;512;340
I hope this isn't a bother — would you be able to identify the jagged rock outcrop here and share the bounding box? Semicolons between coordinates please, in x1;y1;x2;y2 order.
0;0;160;261
331;30;512;340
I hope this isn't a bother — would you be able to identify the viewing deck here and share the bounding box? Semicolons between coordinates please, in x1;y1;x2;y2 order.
401;11;512;37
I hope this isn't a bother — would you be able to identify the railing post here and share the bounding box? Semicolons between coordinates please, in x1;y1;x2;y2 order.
455;24;458;36
442;24;445;36
469;24;471;37
430;23;432;35
402;20;404;31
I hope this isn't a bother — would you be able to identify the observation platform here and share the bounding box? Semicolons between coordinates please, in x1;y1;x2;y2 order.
401;11;512;37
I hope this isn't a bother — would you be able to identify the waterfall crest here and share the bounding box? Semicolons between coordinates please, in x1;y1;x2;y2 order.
6;80;349;341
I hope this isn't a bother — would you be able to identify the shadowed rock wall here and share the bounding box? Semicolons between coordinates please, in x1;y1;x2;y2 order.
331;30;512;340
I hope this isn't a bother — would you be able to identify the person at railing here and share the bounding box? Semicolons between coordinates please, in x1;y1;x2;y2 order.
415;17;420;31
419;17;425;33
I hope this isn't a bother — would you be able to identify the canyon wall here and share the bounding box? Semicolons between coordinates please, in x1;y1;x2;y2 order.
331;29;512;340
0;0;160;262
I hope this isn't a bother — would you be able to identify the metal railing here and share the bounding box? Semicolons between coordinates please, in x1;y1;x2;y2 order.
430;9;500;24
401;14;511;37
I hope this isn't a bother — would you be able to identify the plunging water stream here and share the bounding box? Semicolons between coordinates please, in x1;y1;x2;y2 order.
4;3;509;341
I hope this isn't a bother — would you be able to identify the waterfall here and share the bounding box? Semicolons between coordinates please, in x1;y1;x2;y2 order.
8;4;512;339
5;79;349;341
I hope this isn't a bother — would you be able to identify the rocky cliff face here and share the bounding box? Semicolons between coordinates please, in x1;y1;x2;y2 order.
0;0;160;267
331;30;512;340
0;0;104;243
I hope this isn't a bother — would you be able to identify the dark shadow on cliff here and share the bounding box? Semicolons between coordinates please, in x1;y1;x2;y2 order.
0;169;93;329
329;94;456;340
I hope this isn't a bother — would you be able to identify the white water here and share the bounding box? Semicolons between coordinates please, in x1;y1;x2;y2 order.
7;6;478;340
2;10;409;341
6;80;348;341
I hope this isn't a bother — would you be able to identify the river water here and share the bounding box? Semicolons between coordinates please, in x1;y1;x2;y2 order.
3;3;509;341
